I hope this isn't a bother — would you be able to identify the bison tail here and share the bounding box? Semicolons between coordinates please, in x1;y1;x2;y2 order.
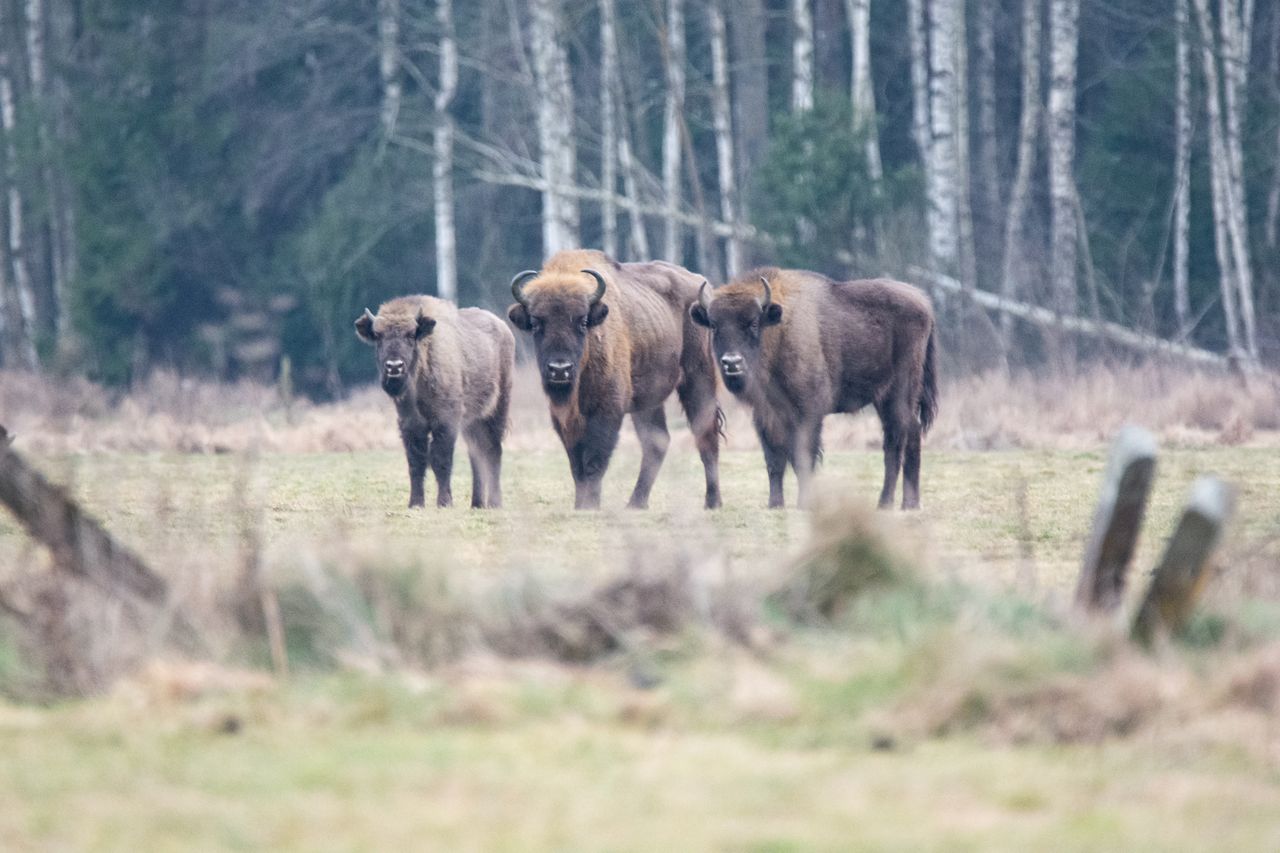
920;327;939;435
715;405;727;441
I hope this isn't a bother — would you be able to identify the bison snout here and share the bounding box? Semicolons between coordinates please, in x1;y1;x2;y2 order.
545;359;575;385
720;354;746;377
384;359;406;378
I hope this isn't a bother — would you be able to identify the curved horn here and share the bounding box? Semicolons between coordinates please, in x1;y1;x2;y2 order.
757;276;773;311
698;280;712;312
361;307;376;324
510;270;539;306
581;269;608;305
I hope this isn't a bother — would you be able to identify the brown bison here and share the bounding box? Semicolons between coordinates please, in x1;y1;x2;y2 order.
690;268;937;510
507;249;723;510
355;296;514;509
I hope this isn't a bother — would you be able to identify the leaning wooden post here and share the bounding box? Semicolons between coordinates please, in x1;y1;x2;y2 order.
0;424;168;604
1074;425;1158;614
1131;476;1235;647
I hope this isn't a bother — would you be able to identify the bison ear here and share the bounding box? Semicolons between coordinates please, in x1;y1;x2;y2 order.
354;309;377;343
762;303;783;327
690;303;711;328
587;302;609;327
415;313;437;340
508;303;532;331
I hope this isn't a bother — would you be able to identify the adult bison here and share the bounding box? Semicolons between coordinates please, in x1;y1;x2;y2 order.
690;268;937;510
507;249;723;510
355;296;514;509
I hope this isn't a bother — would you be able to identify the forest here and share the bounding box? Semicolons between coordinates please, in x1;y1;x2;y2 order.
0;0;1276;392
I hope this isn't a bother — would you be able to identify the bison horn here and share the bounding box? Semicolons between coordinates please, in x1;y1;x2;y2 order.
698;280;712;312
758;276;773;311
510;270;539;307
581;269;608;305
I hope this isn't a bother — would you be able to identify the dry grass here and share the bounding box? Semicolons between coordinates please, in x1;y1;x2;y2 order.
3;363;1279;455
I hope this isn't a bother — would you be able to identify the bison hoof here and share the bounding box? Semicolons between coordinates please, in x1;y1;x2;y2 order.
408;499;424;509
704;495;722;510
626;498;649;510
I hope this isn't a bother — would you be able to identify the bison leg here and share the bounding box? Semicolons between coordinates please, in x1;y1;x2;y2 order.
875;401;904;510
792;420;823;509
465;416;505;509
755;421;788;509
901;423;922;510
429;425;457;508
467;450;486;509
627;407;670;509
401;424;430;508
569;414;622;510
676;380;722;510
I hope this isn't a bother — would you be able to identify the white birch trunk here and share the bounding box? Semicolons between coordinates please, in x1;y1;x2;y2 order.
25;0;65;339
600;0;619;258
433;0;458;301
1219;0;1258;359
1001;0;1042;334
954;0;976;288
618;133;650;258
973;0;1002;272
846;0;882;182
378;0;402;137
1048;0;1080;337
708;0;741;277
0;56;37;370
531;0;578;256
1191;0;1243;355
906;0;931;174
926;0;960;270
662;0;686;261
792;0;815;112
1173;0;1192;335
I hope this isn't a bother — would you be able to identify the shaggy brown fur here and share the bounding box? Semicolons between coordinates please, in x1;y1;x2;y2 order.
692;268;937;509
509;249;722;510
356;295;514;508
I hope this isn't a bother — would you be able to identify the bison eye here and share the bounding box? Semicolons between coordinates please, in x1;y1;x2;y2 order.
575;316;588;330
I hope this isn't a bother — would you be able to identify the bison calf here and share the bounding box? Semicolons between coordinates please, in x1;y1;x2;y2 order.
508;249;723;510
356;296;514;508
691;268;937;510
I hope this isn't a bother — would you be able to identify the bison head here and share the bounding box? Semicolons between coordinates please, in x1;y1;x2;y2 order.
508;268;609;403
690;276;782;395
354;307;436;398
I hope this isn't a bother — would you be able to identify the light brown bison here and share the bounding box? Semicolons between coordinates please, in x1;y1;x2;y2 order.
355;295;514;508
691;268;937;510
507;249;722;510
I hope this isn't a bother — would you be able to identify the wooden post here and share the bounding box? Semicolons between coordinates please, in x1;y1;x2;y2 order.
1132;476;1235;646
0;425;167;603
1074;426;1157;613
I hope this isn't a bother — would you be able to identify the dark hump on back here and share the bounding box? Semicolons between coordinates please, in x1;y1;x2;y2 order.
831;277;933;321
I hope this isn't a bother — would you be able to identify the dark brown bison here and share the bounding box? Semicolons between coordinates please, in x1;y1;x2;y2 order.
355;295;514;509
690;268;937;510
507;249;723;510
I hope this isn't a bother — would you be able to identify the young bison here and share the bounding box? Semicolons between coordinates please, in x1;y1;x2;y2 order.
508;249;723;510
691;268;937;510
355;296;514;508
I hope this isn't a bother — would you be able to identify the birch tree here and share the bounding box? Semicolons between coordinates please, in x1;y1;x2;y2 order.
378;0;402;137
729;0;768;234
1217;0;1258;359
708;0;742;276
925;0;960;272
1001;0;1042;332
845;0;882;183
531;0;579;256
25;0;66;340
433;0;458;301
0;50;37;369
972;0;1002;276
600;0;619;258
792;0;815;113
662;0;685;261
1048;0;1081;361
906;0;931;178
1172;0;1192;336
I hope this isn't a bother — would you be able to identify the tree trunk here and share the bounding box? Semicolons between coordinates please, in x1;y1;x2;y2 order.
25;0;66;343
708;0;741;278
1218;0;1258;359
926;0;960;272
846;0;882;183
729;0;768;250
378;0;402;138
433;0;458;301
0;52;37;370
600;0;619;258
954;0;977;288
972;0;1002;285
662;0;686;261
531;0;578;256
792;0;815;112
906;0;931;177
1048;0;1081;365
1173;0;1192;336
1001;0;1042;337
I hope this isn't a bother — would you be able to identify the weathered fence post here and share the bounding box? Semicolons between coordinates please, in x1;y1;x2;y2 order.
1074;425;1158;614
1131;476;1235;646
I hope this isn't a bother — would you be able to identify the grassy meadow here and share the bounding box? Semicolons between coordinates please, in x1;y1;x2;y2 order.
2;367;1280;850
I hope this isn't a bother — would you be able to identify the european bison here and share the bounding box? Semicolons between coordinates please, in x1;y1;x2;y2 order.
355;296;514;509
507;249;723;510
691;268;937;510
